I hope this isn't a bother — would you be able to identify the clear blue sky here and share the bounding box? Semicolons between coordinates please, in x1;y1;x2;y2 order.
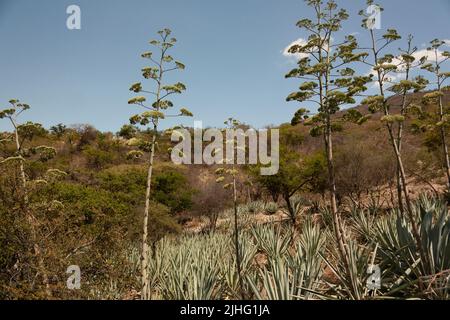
1;0;450;132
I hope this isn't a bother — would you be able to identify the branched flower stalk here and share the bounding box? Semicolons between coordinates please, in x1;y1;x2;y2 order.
359;0;429;270
421;39;450;192
390;36;429;214
379;35;428;214
285;0;370;299
127;28;193;300
215;117;245;299
0;100;59;297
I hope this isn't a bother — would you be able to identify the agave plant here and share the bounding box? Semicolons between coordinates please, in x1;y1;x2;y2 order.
319;205;334;228
287;195;309;225
349;206;377;243
248;220;326;300
251;224;291;259
373;195;450;299
288;219;327;299
146;239;170;299
159;247;191;299
321;238;377;300
248;256;297;300
220;232;257;299
156;234;228;300
184;261;220;300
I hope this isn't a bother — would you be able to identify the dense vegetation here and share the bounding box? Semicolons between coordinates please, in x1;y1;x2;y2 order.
1;0;450;300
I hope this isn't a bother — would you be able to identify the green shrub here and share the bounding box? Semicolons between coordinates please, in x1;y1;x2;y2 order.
152;169;194;214
117;124;138;139
83;146;115;169
97;166;147;206
50;181;130;227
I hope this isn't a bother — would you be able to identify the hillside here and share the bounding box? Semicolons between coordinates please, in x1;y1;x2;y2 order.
1;88;449;299
2;0;450;301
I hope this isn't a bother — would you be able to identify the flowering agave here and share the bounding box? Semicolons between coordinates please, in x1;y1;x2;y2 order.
421;39;450;192
214;117;246;299
359;1;429;266
0;99;65;297
127;28;193;300
285;0;370;298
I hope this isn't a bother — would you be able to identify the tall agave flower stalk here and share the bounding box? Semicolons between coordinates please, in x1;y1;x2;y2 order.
215;117;246;299
387;36;428;213
127;28;193;299
285;0;370;298
0;100;60;297
359;2;428;267
421;39;450;193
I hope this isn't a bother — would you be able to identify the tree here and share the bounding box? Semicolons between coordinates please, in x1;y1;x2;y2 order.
127;28;193;300
359;1;428;267
117;124;138;140
191;181;230;233
50;123;67;138
421;39;450;192
152;169;194;214
285;0;370;297
0;99;59;297
252;148;324;225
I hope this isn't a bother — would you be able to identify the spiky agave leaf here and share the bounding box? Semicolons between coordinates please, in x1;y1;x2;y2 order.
251;224;291;258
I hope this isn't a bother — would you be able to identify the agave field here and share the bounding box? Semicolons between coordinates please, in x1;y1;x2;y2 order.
92;195;449;300
2;0;450;302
